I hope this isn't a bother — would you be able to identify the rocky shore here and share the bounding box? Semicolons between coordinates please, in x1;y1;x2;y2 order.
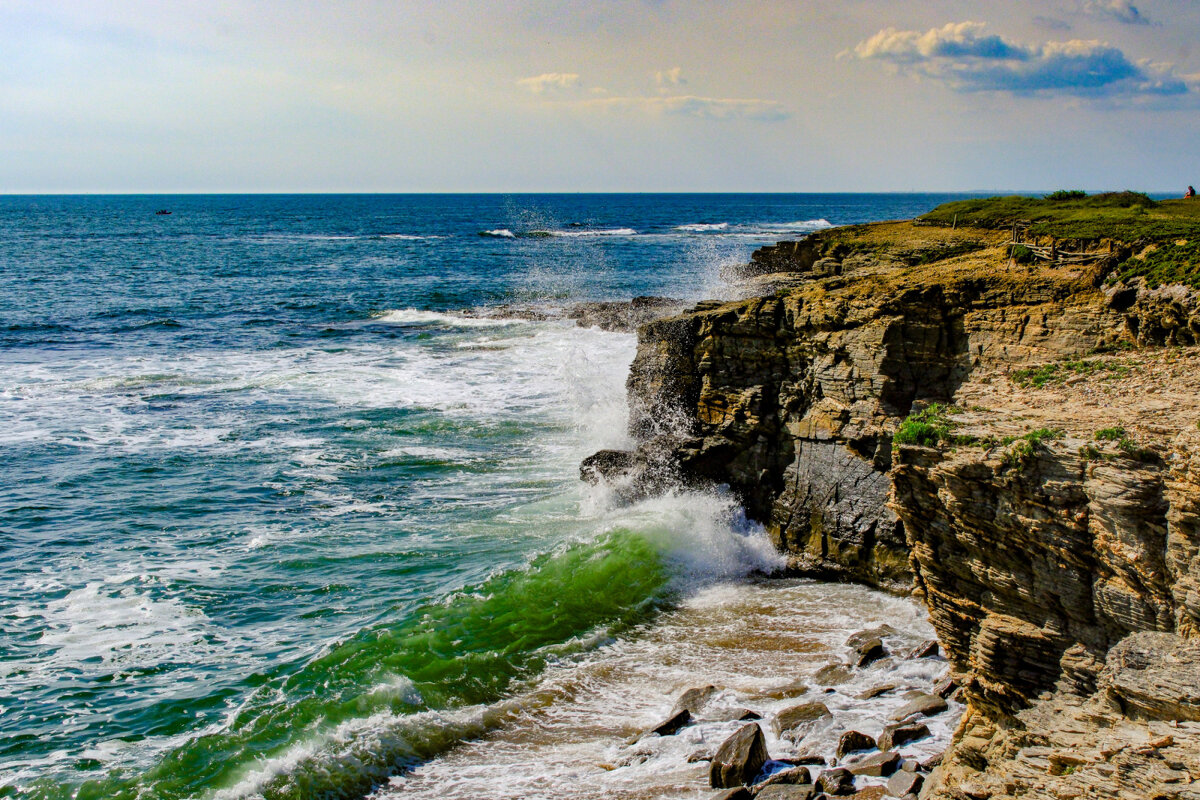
578;197;1200;799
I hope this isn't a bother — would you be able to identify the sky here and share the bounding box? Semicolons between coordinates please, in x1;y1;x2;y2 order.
2;0;1199;193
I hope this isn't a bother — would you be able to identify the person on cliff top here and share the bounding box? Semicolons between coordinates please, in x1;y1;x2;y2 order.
1187;185;1196;198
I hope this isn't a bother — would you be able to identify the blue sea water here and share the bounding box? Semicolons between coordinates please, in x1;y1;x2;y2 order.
0;194;976;799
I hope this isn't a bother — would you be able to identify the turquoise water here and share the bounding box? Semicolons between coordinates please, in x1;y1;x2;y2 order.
0;194;974;799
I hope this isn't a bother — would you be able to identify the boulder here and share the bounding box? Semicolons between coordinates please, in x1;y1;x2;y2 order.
885;770;923;797
760;679;810;700
710;723;770;788
755;766;811;789
856;684;897;700
813;664;854;686
649;709;692;737
774;702;832;736
846;626;897;649
932;676;959;699
851;637;887;668
888;693;948;721
815;767;856;796
906;640;939;659
846;751;900;777
876;722;930;751
835;730;876;759
711;789;754;800
673;685;720;717
754;786;815;800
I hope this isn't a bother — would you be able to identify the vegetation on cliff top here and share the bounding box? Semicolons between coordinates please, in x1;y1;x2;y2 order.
918;192;1200;241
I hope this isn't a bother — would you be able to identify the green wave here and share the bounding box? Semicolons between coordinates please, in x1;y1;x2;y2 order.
16;530;668;800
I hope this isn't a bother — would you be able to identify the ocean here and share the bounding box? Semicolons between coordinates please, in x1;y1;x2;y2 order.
0;194;974;800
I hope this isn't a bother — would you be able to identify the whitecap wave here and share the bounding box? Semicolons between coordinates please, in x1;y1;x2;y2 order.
540;227;637;238
674;223;729;232
479;229;517;238
370;309;520;328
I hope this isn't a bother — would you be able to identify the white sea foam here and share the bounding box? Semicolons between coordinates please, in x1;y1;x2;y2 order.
370;309;519;328
536;227;638;238
480;228;517;238
675;222;729;232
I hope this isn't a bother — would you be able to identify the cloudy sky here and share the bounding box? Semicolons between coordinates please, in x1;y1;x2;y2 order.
3;0;1198;192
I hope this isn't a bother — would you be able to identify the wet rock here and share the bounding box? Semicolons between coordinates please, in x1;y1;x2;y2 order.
857;684;897;700
876;722;930;751
688;749;714;763
754;786;815;800
774;702;832;736
813;664;854;686
919;751;944;771
815;767;856;796
885;770;923;797
568;296;687;332
849;789;887;800
835;731;876;759
846;750;900;777
906;640;939;659
846;626;897;649
787;752;831;767
888;693;947;721
711;788;754;800
899;758;919;773
851;637;887;668
759;680;810;700
672;685;720;716
649;709;692;737
579;449;637;483
754;766;812;793
932;676;959;699
710;723;770;788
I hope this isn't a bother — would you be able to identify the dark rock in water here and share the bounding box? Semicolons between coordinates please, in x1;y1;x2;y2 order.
688;749;714;763
569;296;688;333
774;702;832;735
648;709;692;737
580;449;638;484
876;722;930;751
759;679;810;700
846;750;900;777
920;751;944;771
710;708;762;722
786;752;830;767
899;758;919;773
813;664;853;686
754;785;815;800
835;730;876;759
815;767;856;795
672;685;720;717
907;639;939;659
755;765;812;790
845;626;897;649
851;637;887;668
856;683;897;700
710;723;770;788
886;770;923;797
888;692;948;721
932;676;959;699
711;788;754;800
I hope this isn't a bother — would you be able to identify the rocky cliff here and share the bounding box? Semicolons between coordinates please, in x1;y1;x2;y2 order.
584;212;1200;798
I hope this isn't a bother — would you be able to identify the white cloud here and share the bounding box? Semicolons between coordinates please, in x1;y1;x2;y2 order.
655;67;685;87
1081;0;1150;25
580;94;787;121
516;72;580;93
851;21;1188;99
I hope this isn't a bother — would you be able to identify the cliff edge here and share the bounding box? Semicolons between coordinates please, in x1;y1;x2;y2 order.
584;193;1200;799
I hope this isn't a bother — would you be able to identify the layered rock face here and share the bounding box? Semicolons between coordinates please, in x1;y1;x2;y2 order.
893;435;1200;798
584;222;1200;799
623;260;1122;591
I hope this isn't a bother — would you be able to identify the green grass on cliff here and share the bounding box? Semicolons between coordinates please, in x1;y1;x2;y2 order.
918;192;1200;241
1112;238;1200;288
1010;357;1131;388
893;404;974;447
